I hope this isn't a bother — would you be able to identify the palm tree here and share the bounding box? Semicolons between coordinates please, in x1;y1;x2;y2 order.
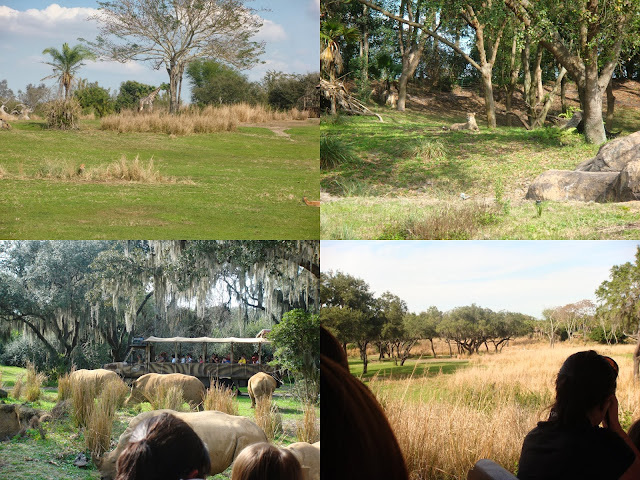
320;19;359;114
42;43;96;100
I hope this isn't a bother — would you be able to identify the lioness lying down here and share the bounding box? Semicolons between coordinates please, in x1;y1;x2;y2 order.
445;112;479;132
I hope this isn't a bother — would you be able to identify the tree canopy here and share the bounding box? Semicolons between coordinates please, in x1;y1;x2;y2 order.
84;0;265;113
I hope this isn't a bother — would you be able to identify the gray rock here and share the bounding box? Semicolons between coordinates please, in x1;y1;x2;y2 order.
615;159;640;201
576;131;640;172
526;170;619;202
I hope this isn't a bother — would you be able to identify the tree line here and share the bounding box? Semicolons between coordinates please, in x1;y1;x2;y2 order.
321;246;640;375
321;0;640;143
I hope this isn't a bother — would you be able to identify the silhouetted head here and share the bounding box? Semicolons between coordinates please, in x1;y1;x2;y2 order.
114;412;210;480
550;350;618;426
231;443;302;480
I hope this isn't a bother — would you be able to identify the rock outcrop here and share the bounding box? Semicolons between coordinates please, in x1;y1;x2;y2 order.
527;131;640;202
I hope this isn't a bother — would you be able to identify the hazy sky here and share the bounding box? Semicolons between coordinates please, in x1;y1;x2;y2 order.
320;241;640;319
0;1;319;100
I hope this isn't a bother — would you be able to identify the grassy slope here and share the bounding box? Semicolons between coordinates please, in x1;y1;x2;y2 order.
0;366;317;480
321;105;640;239
0;120;319;239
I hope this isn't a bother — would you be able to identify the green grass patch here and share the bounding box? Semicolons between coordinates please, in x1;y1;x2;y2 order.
321;105;640;239
348;356;469;381
0;119;319;239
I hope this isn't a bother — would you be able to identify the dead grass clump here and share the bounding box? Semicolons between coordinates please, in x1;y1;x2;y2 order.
382;202;503;240
148;384;187;411
295;402;319;444
85;381;127;460
57;372;72;402
254;395;282;441
203;382;238;415
45;99;81;130
12;375;24;400
0;165;8;179
71;378;98;427
24;362;46;402
101;103;309;134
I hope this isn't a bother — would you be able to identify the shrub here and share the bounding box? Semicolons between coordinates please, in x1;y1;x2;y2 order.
203;382;238;415
74;84;114;118
45;98;81;130
0;335;57;372
588;326;627;344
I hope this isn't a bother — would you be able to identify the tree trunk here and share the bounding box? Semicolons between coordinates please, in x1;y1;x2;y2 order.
561;75;567;114
634;333;640;381
583;61;607;144
534;47;544;105
606;79;615;131
397;45;427;111
481;66;497;128
429;338;436;358
522;35;534;124
167;64;180;114
506;35;519;127
359;341;369;374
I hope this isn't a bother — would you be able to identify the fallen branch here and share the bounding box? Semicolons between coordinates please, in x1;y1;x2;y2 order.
319;79;383;122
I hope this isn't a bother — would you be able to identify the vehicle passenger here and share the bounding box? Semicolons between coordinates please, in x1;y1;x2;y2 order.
518;350;640;480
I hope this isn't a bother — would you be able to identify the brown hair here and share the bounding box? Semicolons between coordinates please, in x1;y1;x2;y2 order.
115;412;210;480
320;326;409;479
231;443;302;480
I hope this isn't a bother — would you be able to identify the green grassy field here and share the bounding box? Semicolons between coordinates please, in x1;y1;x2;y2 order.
321;106;640;239
0;365;318;480
349;356;469;380
0;119;319;239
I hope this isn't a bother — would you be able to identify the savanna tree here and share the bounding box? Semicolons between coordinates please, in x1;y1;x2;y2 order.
85;0;264;113
596;247;640;378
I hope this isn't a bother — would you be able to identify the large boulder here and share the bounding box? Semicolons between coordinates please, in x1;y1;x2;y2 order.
0;404;21;440
526;170;619;202
615;159;640;201
576;131;640;172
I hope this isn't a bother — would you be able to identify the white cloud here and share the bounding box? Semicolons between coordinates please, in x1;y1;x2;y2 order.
256;19;287;42
1;4;99;39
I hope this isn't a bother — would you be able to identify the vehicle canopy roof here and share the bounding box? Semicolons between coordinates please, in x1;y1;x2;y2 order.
144;336;271;344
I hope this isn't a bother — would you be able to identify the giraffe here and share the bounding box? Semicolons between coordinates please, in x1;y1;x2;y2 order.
138;86;163;113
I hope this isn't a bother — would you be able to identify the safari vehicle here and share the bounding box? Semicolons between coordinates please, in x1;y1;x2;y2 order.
103;335;275;389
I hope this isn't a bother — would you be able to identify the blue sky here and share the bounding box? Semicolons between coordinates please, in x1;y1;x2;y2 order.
320;241;640;318
0;1;319;100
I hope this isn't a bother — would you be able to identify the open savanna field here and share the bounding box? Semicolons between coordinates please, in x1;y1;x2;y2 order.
0;112;319;239
350;340;640;479
321;81;640;239
0;365;319;480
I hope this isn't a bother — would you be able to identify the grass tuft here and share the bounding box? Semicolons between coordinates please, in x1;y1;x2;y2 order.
24;362;46;402
295;401;319;444
148;384;187;411
254;395;282;441
204;381;238;415
12;375;24;400
320;134;358;169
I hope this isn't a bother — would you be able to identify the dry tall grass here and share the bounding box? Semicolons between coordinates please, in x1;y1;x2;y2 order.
254;395;282;441
57;372;72;402
85;379;129;460
71;378;98;427
100;103;310;135
295;402;320;444
203;382;238;415
366;343;640;480
24;362;46;402
33;155;189;184
148;384;188;411
12;375;24;400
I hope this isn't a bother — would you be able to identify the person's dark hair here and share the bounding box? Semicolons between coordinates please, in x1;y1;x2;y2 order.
115;412;210;480
550;350;618;426
321;326;409;479
231;443;302;480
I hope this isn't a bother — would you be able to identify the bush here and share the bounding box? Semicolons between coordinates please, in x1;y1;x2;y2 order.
588;326;627;344
0;335;58;373
75;84;114;118
45;98;81;129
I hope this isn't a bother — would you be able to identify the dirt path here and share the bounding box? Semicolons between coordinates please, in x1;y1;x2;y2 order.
242;118;320;140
